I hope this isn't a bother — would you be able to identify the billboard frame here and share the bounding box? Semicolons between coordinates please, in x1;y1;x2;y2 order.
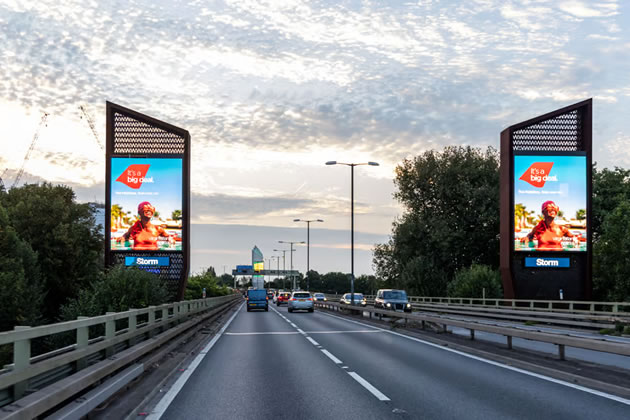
105;101;191;300
500;99;592;300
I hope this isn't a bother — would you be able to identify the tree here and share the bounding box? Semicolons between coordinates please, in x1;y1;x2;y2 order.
354;274;382;295
184;269;229;300
60;265;169;319
374;146;500;295
592;166;630;240
171;209;182;221
218;273;234;287
592;200;630;301
0;183;104;320
0;203;43;332
320;272;351;294
447;264;502;298
306;270;322;291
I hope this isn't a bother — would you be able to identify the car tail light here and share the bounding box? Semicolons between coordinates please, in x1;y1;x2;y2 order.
307;298;312;301
290;298;296;301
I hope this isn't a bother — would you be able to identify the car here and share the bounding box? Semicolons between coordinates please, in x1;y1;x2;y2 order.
266;289;275;300
374;289;412;312
339;293;367;306
276;291;292;306
246;289;269;312
313;293;327;302
288;291;314;313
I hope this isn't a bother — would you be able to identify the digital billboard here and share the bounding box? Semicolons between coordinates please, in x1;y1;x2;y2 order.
514;155;586;252
110;157;183;251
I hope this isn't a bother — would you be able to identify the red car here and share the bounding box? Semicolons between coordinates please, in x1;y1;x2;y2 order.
276;292;291;306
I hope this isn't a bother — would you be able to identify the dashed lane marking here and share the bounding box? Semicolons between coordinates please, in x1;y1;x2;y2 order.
348;372;390;401
321;349;343;364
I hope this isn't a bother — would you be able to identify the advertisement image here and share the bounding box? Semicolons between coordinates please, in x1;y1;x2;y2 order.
514;155;586;252
110;158;183;251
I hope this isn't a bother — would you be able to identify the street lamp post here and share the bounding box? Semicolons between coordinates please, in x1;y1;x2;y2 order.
293;218;324;291
273;248;289;289
278;240;305;290
325;160;379;305
271;255;280;283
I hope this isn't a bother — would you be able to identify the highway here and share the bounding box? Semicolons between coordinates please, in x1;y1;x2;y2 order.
148;303;630;419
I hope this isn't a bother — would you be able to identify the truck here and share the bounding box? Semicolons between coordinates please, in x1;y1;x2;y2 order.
246;289;269;312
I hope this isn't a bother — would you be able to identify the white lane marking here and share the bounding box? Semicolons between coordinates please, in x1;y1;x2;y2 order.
297;328;306;335
148;303;243;419
348;372;390;401
342;366;349;369
290;323;298;328
225;331;299;335
306;337;320;346
319;310;630;406
321;349;343;364
306;330;383;334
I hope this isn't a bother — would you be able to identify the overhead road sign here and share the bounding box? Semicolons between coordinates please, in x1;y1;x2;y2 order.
231;269;299;276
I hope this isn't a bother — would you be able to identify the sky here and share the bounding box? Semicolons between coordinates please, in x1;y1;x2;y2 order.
1;0;629;276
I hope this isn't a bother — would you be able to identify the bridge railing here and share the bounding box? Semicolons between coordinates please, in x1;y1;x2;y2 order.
0;294;240;411
321;294;630;315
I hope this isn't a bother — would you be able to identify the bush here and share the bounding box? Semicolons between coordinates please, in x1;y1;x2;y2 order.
61;265;169;320
184;269;230;300
447;264;502;298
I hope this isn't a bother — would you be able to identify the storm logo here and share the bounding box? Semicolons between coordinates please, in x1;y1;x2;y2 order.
519;162;556;188
115;164;154;189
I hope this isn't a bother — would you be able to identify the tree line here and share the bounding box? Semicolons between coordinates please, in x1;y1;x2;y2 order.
2;146;629;337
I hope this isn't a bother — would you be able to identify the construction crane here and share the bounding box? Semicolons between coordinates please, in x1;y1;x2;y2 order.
79;105;104;151
11;113;49;189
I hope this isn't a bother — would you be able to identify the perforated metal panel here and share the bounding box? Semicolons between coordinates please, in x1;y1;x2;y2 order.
113;112;186;154
512;110;582;152
111;252;185;298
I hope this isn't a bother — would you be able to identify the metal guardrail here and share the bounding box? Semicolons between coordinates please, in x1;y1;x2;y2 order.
0;294;239;413
321;294;630;330
407;297;630;315
314;301;630;361
322;294;630;315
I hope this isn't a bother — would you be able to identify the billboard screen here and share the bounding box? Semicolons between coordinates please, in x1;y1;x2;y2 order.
110;157;183;251
514;155;586;252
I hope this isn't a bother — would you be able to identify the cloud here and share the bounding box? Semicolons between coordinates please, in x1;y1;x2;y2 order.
557;1;619;18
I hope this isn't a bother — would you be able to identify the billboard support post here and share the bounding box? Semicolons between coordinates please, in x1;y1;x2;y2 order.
105;102;191;301
500;99;592;300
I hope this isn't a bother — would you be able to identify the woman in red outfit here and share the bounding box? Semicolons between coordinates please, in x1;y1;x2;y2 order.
521;200;577;250
117;201;174;250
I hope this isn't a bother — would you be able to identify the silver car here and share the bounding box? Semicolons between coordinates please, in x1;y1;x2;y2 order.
288;291;314;313
340;293;367;307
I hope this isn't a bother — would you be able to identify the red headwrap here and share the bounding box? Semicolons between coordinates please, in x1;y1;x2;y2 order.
137;201;155;215
541;200;558;213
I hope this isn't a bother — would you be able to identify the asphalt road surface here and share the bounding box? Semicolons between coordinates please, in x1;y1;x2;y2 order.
149;303;630;419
